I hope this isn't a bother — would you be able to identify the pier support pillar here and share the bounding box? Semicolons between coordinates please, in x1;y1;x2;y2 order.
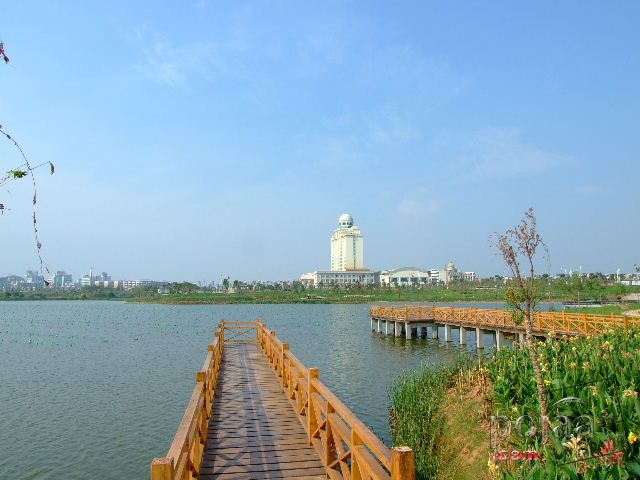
459;326;467;345
444;324;452;342
476;328;483;349
385;320;391;335
518;333;525;346
417;327;424;338
395;322;402;337
377;319;382;333
495;330;505;351
405;325;412;340
432;325;439;340
371;318;375;332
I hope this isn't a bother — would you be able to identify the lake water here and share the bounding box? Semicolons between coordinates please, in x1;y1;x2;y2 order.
0;300;526;479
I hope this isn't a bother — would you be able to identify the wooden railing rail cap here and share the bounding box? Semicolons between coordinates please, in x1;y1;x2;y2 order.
284;350;310;377
166;383;205;462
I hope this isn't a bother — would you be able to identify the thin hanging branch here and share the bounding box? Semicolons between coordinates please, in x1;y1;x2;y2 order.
1;124;54;276
0;41;9;64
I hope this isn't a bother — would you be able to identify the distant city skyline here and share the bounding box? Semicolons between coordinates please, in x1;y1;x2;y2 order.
2;2;638;280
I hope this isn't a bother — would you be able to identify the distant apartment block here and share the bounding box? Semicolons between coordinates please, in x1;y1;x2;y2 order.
53;271;73;289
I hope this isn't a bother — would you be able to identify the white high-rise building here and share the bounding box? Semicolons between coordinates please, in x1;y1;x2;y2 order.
330;214;365;271
300;213;376;287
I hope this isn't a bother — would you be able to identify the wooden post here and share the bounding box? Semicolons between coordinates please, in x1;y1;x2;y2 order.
392;447;416;480
324;402;336;466
269;331;275;363
624;316;629;329
351;426;363;480
281;343;289;383
308;368;319;444
405;304;409;321
150;457;174;480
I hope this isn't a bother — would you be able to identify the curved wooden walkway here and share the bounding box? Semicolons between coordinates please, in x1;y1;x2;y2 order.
199;342;326;479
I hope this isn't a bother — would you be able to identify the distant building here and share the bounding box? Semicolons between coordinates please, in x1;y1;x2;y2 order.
442;261;476;284
300;270;378;288
379;267;436;287
53;271;73;289
331;214;366;271
24;270;45;290
302;214;374;287
122;279;160;290
380;262;476;287
0;275;25;290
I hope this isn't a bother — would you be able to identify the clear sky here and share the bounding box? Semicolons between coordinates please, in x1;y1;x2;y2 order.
1;1;638;282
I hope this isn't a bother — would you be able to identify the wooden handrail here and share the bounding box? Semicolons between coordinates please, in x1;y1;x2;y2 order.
150;321;258;480
370;305;637;336
257;321;415;480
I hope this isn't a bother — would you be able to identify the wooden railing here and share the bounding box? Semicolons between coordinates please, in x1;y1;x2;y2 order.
257;321;415;480
370;305;637;336
150;321;257;480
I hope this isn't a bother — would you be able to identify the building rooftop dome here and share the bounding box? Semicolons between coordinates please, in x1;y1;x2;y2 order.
338;213;353;227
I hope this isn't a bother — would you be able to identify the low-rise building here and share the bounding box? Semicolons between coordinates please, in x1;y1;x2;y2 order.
300;270;378;288
379;267;436;287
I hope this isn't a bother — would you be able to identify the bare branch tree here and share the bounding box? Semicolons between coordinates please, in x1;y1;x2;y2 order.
493;207;550;443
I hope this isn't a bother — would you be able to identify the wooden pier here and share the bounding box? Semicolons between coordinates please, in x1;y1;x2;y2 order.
369;305;637;350
151;321;415;480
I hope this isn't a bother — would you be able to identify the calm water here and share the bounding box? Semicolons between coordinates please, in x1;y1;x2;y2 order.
0;300;516;479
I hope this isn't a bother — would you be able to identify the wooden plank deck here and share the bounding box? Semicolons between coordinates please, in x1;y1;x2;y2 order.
199;342;326;480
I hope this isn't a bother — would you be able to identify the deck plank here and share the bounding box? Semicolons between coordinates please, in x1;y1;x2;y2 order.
200;343;325;479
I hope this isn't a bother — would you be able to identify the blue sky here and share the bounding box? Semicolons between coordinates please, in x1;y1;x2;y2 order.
1;1;638;282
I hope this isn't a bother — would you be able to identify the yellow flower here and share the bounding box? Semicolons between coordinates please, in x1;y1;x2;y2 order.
589;385;598;396
602;340;613;351
623;389;638;399
629;432;638;444
569;362;578;369
487;459;499;474
583;361;591;371
544;379;552;387
511;406;518;413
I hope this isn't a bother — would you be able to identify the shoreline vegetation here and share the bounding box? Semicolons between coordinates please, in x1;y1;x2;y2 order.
391;327;640;479
2;283;638;309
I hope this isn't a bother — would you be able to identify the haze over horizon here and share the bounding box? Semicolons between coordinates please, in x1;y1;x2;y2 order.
2;1;638;282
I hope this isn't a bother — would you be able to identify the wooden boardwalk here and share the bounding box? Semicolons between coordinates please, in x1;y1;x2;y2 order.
151;321;415;480
199;343;326;479
370;305;637;337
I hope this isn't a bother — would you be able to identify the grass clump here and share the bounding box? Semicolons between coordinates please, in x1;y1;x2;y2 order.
390;361;482;479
